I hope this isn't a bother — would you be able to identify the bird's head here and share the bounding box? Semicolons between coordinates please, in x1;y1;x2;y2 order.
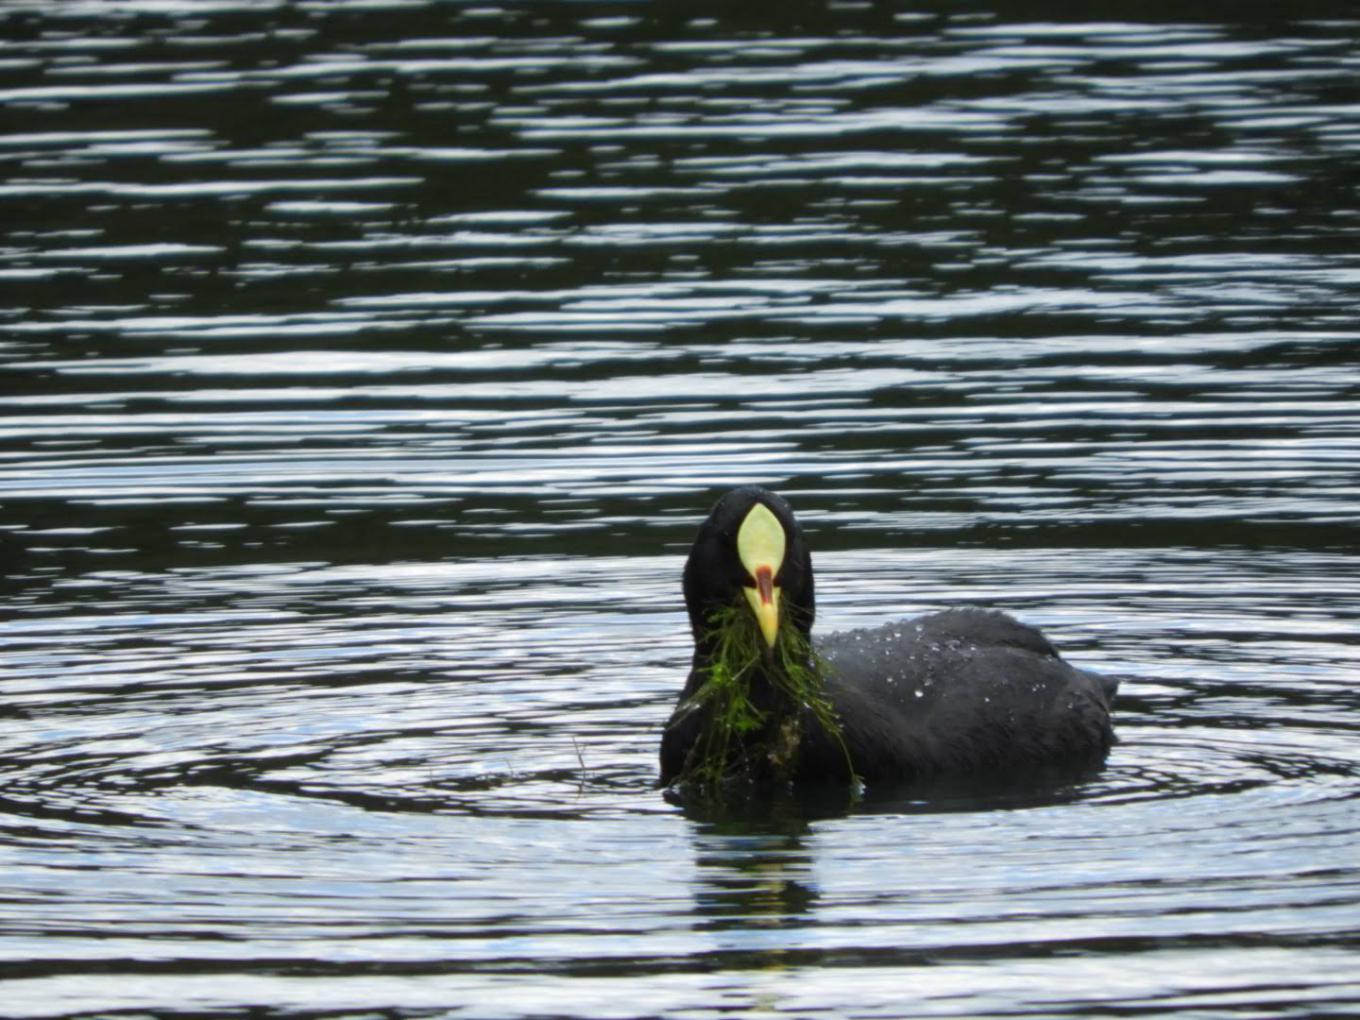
683;486;815;655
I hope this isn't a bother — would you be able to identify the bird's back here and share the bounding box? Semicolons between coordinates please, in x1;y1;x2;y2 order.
805;608;1116;784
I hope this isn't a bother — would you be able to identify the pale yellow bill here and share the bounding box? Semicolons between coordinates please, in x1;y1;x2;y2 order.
736;502;785;647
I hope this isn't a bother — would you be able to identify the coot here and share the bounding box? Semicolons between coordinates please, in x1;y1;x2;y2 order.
660;486;1117;790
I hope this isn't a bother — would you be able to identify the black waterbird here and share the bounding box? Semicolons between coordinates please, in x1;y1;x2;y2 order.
660;486;1118;791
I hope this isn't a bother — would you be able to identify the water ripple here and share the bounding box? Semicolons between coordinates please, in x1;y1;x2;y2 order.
2;6;1359;1018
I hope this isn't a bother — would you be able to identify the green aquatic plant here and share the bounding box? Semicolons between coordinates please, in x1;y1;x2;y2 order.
676;599;857;792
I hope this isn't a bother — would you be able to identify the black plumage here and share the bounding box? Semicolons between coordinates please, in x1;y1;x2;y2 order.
660;486;1118;789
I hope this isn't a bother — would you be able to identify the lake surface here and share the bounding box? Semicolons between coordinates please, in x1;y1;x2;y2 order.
2;3;1358;1017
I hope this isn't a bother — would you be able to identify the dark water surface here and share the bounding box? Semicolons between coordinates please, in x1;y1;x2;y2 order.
2;2;1358;1017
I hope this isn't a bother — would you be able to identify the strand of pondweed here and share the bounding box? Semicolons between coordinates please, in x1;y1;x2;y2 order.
679;601;765;788
771;618;858;785
679;599;857;789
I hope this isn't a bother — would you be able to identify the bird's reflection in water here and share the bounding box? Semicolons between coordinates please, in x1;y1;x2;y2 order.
685;813;817;1017
684;786;830;953
678;771;1104;946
